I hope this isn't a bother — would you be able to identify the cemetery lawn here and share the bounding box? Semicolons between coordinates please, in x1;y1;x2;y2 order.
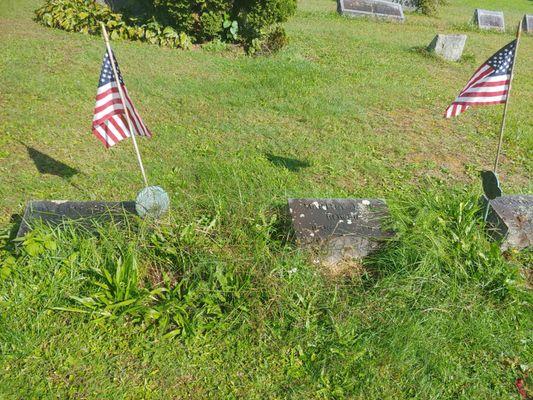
1;0;532;398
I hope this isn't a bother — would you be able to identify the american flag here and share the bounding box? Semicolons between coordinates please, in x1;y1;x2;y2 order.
92;50;152;147
445;40;517;118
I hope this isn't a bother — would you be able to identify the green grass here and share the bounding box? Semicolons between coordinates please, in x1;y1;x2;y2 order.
0;0;532;398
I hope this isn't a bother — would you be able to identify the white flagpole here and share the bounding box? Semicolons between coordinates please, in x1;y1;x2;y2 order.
492;21;522;175
100;22;149;188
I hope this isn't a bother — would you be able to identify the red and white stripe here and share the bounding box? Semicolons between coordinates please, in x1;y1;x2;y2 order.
92;82;152;148
445;64;510;118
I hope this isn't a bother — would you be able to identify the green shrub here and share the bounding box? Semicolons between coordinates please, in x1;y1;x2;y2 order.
235;0;296;40
35;0;296;53
35;0;192;49
149;0;295;48
151;0;232;41
247;24;288;56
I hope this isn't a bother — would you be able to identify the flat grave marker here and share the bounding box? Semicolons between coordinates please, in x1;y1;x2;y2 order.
427;34;467;62
474;9;505;32
17;200;137;237
337;0;405;21
288;198;393;266
484;195;533;251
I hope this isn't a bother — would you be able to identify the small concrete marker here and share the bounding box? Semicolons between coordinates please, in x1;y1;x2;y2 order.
484;195;533;251
474;9;505;32
427;34;467;62
288;198;394;268
337;0;405;21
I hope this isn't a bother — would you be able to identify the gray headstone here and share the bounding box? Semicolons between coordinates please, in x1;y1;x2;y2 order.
523;15;533;34
484;195;532;250
427;34;467;62
337;0;405;21
288;198;394;265
474;9;505;32
17;200;137;237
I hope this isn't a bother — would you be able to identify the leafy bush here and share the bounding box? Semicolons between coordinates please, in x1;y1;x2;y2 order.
35;0;297;53
35;0;192;49
247;24;288;55
235;0;296;40
148;0;296;49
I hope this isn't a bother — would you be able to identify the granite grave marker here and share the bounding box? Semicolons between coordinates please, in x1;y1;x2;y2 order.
337;0;405;21
427;34;467;62
484;195;533;251
474;9;505;32
288;198;393;265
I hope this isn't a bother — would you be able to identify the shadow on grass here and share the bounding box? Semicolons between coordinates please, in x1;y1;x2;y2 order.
26;146;79;178
265;153;311;172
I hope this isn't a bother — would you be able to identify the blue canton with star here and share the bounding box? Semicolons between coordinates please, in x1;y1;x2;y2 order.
487;40;516;76
98;50;124;88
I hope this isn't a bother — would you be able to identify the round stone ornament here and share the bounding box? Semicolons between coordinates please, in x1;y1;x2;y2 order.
135;186;170;218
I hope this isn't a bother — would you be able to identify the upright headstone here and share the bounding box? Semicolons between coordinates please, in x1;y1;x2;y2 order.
337;0;405;21
17;200;137;237
473;9;505;32
427;34;467;62
484;195;533;251
522;15;533;34
288;198;394;266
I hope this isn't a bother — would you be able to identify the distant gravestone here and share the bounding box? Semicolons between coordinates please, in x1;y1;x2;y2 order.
484;195;533;251
427;34;467;62
474;9;505;32
337;0;405;21
523;15;533;34
288;198;393;266
17;200;137;237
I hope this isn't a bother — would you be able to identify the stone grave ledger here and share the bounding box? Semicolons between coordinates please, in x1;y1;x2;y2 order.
288;198;394;264
337;0;405;21
17;200;137;237
484;195;532;251
474;9;505;31
523;15;533;34
427;34;467;62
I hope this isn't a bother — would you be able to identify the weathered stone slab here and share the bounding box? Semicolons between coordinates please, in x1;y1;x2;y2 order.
17;200;137;237
427;34;467;62
474;9;505;32
484;195;533;251
523;15;533;34
288;198;393;265
337;0;405;21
